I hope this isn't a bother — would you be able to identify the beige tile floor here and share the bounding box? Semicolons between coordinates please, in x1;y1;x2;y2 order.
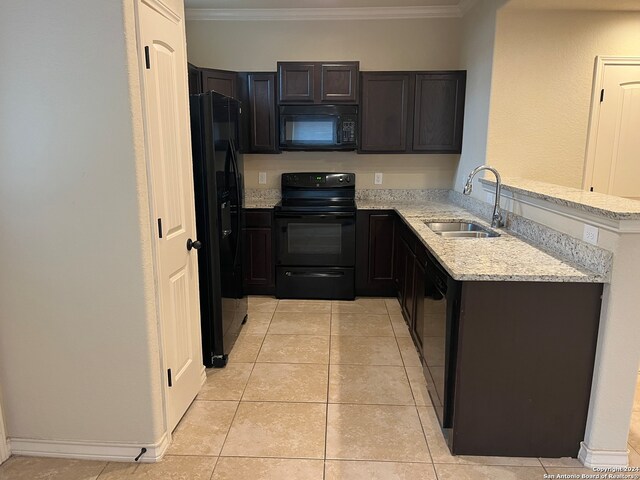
2;295;640;479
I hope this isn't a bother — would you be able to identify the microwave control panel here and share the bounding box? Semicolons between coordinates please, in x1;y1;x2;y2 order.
341;118;357;144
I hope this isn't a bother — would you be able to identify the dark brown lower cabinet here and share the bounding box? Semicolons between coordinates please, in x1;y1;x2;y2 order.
355;210;396;296
410;247;427;351
450;281;602;457
244;210;275;295
395;217;604;458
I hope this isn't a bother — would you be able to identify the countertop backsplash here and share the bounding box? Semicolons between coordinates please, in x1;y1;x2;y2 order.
448;189;613;279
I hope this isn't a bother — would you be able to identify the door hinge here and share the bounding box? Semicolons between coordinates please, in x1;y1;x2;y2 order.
600;89;604;102
144;46;151;69
167;368;172;387
158;218;163;238
590;186;594;192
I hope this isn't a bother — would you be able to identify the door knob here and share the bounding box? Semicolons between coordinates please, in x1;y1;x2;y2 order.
187;239;202;251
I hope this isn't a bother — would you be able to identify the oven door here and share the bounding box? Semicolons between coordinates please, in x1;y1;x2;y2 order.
275;212;356;266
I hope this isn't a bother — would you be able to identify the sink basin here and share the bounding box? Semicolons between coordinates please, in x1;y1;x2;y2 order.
425;221;500;238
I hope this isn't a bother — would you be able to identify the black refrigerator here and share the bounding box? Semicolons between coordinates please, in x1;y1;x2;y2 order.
190;90;247;368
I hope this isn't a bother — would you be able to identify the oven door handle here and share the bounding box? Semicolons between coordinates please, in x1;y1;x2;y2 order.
275;213;355;219
285;271;345;278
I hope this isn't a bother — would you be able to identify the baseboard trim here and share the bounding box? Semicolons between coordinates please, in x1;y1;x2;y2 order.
8;432;170;463
578;441;629;468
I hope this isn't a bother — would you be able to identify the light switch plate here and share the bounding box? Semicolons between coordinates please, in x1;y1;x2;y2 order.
374;172;383;185
583;224;599;245
258;172;267;185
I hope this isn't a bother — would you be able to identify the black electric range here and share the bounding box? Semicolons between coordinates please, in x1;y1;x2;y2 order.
274;173;356;300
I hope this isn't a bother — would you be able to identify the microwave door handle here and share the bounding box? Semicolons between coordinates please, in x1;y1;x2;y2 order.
336;117;342;144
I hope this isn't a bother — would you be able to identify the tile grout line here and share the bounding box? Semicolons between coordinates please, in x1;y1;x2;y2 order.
323;309;333;480
94;460;110;480
208;456;219;480
212;302;277;471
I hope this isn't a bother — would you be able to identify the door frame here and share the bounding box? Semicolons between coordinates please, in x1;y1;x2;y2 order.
0;385;10;464
582;56;640;191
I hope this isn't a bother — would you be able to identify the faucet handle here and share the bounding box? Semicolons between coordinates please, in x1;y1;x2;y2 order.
492;211;504;228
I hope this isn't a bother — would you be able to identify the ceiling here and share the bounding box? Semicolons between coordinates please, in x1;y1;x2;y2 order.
184;0;459;7
506;0;640;11
185;0;640;10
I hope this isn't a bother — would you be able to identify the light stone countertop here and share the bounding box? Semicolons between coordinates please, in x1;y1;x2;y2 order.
479;177;640;220
244;199;280;209
358;199;605;283
244;193;605;283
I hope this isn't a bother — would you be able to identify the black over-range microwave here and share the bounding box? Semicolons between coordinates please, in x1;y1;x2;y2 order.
279;105;358;151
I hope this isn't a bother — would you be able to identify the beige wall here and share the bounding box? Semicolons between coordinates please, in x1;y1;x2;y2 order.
186;18;462;190
245;152;458;189
0;0;163;446
452;0;507;196
488;8;640;188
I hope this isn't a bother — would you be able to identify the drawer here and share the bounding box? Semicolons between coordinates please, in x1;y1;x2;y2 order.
246;209;273;228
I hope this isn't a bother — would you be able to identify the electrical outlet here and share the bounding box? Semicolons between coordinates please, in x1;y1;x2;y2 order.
583;224;599;245
374;172;383;185
258;172;267;185
486;192;494;204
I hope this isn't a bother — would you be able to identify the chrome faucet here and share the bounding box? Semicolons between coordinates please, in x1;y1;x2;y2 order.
463;165;504;228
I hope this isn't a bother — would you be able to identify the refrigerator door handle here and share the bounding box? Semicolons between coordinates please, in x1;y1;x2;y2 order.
228;138;242;269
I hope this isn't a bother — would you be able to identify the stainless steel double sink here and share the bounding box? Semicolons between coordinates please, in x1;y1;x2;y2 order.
425;221;501;238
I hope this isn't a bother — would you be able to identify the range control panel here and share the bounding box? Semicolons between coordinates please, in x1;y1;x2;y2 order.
282;172;356;188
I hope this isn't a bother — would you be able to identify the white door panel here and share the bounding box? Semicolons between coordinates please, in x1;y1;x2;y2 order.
0;390;9;464
590;63;640;198
137;0;203;433
608;82;640;197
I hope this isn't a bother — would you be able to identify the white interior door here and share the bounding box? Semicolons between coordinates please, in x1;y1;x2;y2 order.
137;1;204;432
0;388;9;464
586;60;640;199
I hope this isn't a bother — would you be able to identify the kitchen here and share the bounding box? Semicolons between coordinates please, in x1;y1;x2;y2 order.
1;0;640;479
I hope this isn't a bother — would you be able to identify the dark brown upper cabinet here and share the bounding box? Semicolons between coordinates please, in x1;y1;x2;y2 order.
278;63;315;103
237;72;279;154
359;73;411;152
321;63;359;103
360;70;466;154
188;63;202;95
200;67;237;98
413;72;466;153
278;61;359;104
247;73;278;153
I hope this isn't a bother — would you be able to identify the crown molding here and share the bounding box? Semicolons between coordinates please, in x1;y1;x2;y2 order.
185;3;478;21
458;0;479;15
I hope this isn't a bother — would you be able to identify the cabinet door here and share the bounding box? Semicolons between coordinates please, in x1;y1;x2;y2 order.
321;63;359;103
244;211;275;294
188;63;202;94
244;228;274;287
368;213;395;284
402;241;416;322
356;211;395;296
248;73;278;153
412;256;426;352
201;68;237;98
360;73;411;152
413;72;466;153
278;63;315;103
